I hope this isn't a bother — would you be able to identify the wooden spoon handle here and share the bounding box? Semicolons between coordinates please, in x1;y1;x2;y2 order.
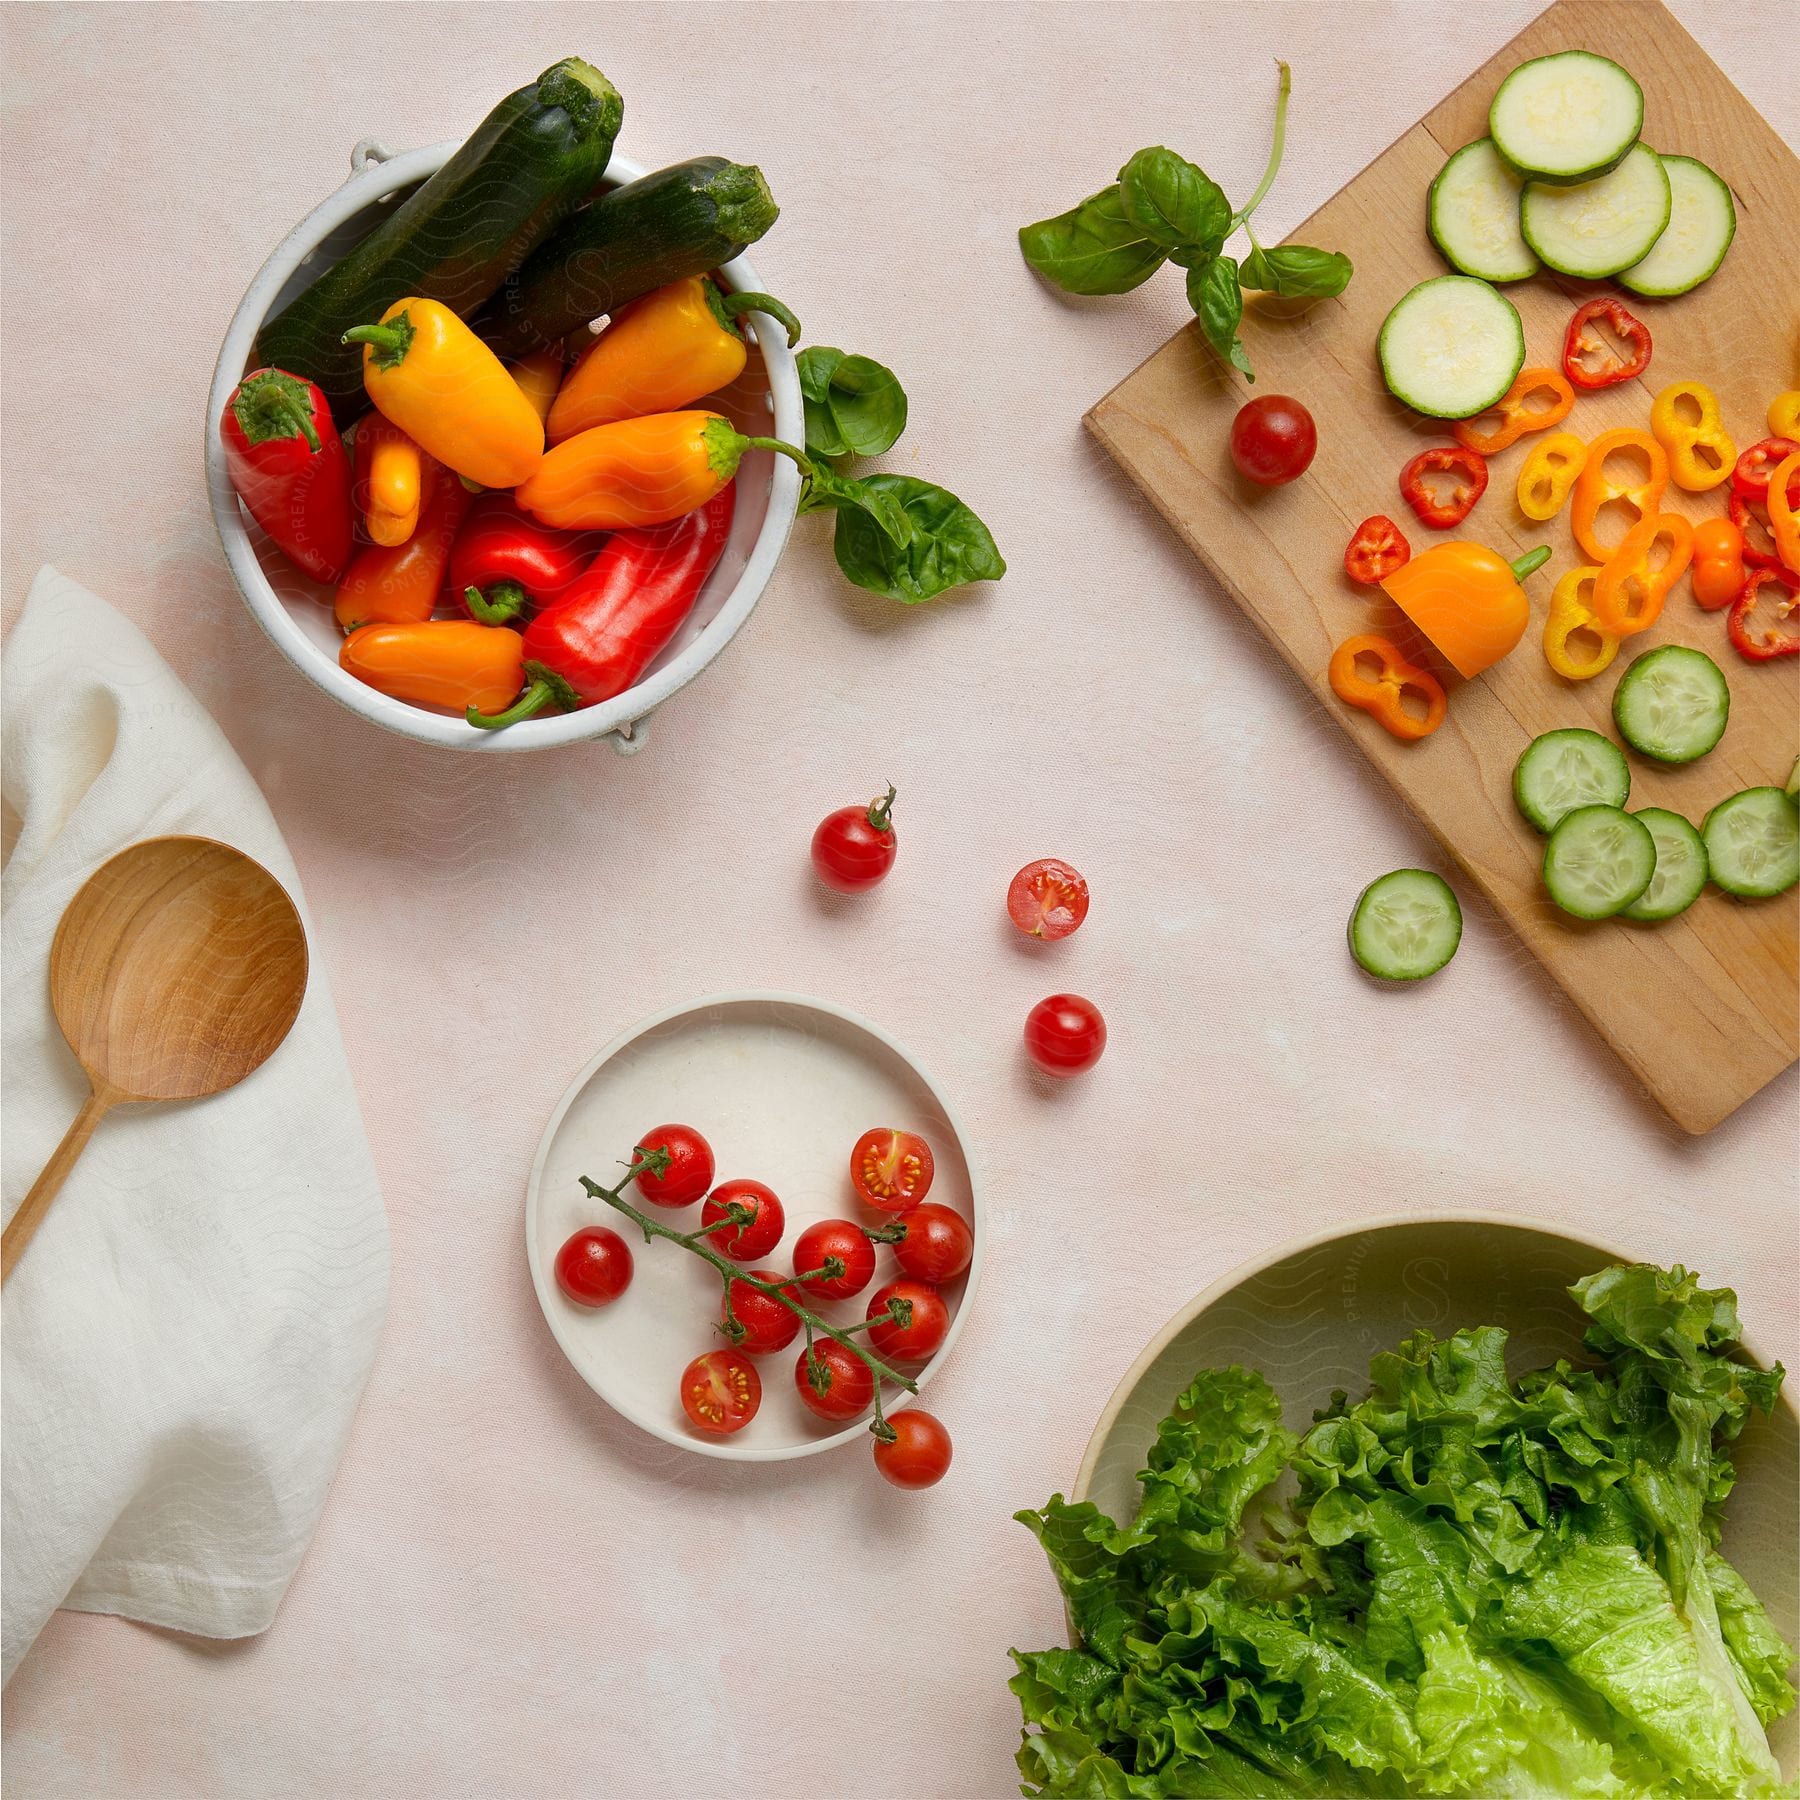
2;1087;113;1283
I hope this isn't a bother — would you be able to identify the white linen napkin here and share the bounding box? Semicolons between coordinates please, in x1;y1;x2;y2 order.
1;566;388;1682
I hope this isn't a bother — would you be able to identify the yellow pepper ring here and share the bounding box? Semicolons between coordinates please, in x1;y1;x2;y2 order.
1542;565;1618;682
1517;432;1587;522
1648;380;1735;494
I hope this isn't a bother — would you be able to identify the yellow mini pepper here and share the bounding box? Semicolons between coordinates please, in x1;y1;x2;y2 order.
509;347;565;427
353;416;426;546
547;277;801;444
1380;542;1550;679
1542;565;1619;681
1648;380;1735;493
344;297;544;489
1516;432;1586;521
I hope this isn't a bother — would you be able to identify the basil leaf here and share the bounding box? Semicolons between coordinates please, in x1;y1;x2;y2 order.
797;346;850;460
1240;243;1354;299
1186;255;1253;380
1117;147;1229;257
831;474;1005;604
1019;185;1168;296
803;466;914;547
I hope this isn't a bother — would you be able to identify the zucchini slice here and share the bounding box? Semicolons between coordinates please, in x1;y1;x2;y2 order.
1514;728;1630;834
1521;144;1671;279
1703;788;1800;898
1490;51;1644;184
1611;645;1729;764
1378;276;1525;420
1543;805;1656;920
1619;155;1737;296
1348;870;1462;981
1622;809;1707;922
1428;139;1538;283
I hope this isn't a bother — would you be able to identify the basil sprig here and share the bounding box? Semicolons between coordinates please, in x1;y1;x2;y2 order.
795;346;1004;604
1017;61;1351;381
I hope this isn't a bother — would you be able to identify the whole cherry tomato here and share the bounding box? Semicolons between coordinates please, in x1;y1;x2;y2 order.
811;783;898;892
866;1278;949;1364
1229;395;1317;487
792;1218;877;1300
700;1179;784;1261
1007;859;1090;939
1025;993;1107;1077
554;1226;633;1307
633;1123;713;1208
680;1349;761;1434
850;1127;935;1212
794;1339;875;1422
874;1410;953;1489
892;1202;974;1284
724;1271;801;1355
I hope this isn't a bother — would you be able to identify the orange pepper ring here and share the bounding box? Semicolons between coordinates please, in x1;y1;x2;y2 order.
1591;512;1694;637
1328;633;1447;742
1767;451;1800;573
1453;367;1575;456
1572;428;1668;564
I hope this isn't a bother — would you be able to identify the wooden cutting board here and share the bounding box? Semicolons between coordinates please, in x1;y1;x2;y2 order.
1088;0;1798;1135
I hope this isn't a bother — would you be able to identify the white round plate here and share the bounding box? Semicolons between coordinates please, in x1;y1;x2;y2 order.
527;992;982;1460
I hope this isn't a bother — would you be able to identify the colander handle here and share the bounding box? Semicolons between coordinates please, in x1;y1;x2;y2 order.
607;710;655;756
349;139;396;176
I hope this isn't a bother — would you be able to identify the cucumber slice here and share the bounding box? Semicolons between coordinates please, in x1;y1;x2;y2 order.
1703;788;1800;898
1622;809;1707;922
1489;51;1644;184
1620;155;1737;297
1543;805;1656;919
1348;870;1463;980
1521;144;1671;279
1378;276;1526;420
1427;140;1538;283
1513;728;1631;834
1611;645;1729;764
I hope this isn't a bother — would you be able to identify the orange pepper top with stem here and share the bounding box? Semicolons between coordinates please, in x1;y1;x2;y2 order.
547;277;802;445
1380;541;1550;679
1571;428;1668;563
344;298;544;490
515;410;811;530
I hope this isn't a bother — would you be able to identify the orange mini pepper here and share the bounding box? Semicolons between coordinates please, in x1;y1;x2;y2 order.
1590;512;1693;638
547;277;802;445
353;416;427;546
334;466;471;631
509;348;565;427
1380;541;1550;679
1768;451;1800;573
340;618;524;716
516;410;809;531
1648;380;1735;493
1769;391;1800;440
1516;432;1587;522
1571;428;1669;564
1452;366;1574;456
1691;517;1747;612
344;297;544;489
1542;565;1619;681
1327;633;1446;741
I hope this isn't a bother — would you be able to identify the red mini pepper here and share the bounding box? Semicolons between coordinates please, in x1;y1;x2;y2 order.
1399;446;1488;530
466;483;736;728
1561;297;1652;391
1726;566;1800;661
1730;437;1800;506
1344;515;1411;585
447;492;592;624
219;368;353;583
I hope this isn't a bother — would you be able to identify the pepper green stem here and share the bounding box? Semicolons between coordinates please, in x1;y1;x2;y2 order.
232;371;322;453
342;312;415;370
1230;60;1291;230
701;415;813;485
1511;547;1552;581
867;783;897;832
465;660;581;730
707;281;803;349
464;581;526;626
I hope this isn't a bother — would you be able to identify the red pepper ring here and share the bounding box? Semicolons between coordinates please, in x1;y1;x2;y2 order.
1327;633;1447;741
1399;446;1489;530
1730;436;1800;506
1561;297;1653;391
1728;491;1785;572
1726;566;1800;662
1344;515;1412;585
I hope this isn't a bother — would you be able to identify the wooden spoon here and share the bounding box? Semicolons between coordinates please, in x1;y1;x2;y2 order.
1;836;308;1283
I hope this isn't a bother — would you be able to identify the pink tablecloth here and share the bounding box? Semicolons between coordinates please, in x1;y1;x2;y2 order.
3;3;1795;1795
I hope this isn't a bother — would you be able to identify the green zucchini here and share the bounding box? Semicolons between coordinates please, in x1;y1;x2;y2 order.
480;157;780;359
255;58;622;415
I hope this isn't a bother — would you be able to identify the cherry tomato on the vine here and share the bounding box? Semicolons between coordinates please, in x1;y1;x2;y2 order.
700;1179;784;1261
811;783;898;892
892;1202;974;1284
874;1410;953;1489
1229;395;1317;487
1025;993;1107;1078
633;1123;713;1208
680;1349;761;1435
724;1271;802;1355
850;1127;935;1212
792;1217;876;1300
866;1278;949;1364
794;1339;875;1423
1007;859;1090;940
554;1226;633;1307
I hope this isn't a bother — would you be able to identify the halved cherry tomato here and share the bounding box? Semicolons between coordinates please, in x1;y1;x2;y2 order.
1025;993;1106;1077
1344;515;1410;585
891;1203;974;1284
1731;437;1800;506
1727;567;1800;662
866;1278;950;1364
554;1227;633;1307
811;784;898;892
699;1179;784;1261
1007;859;1090;939
681;1349;761;1435
850;1128;935;1213
1399;446;1488;530
1691;517;1747;612
794;1340;875;1423
792;1217;876;1300
1228;395;1316;486
722;1272;802;1354
874;1410;953;1489
633;1123;713;1208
